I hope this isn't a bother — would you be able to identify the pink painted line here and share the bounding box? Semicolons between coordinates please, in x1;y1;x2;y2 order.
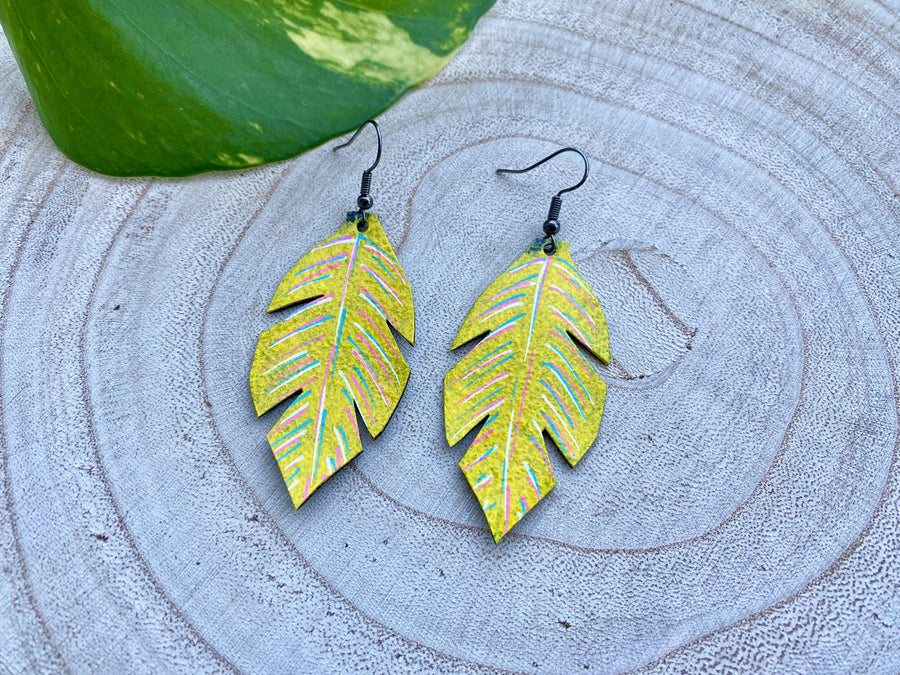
560;366;588;407
272;354;315;382
483;322;516;343
345;406;359;435
546;414;575;457
504;492;511;533
356;332;391;380
547;359;586;407
352;348;388;406
348;371;373;421
270;403;309;434
456;371;508;407
546;379;577;419
298;376;317;392
271;314;330;347
262;333;324;370
553;311;590;347
507;258;545;275
292;253;346;278
506;353;535;531
477;297;520;320
472;428;494;447
505;256;550;532
474;475;493;491
311;344;337;479
464;398;505;429
312;235;356;253
463;449;495;472
360;288;395;325
529;435;555;479
361;264;402;304
285;261;343;294
453;349;510;385
487;280;535;305
345;407;359;435
359;308;400;359
311;236;360;479
550;284;597;330
561;272;594;303
556;267;585;290
364;245;404;282
549;327;590;372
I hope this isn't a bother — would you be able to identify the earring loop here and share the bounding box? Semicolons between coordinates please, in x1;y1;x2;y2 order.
496;147;590;254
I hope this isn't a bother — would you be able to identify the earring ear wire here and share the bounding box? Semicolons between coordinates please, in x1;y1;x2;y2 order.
334;120;383;231
496;147;589;254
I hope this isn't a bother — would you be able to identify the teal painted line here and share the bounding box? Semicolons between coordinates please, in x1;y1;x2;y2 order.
363;267;393;301
352;365;375;406
359;236;398;266
542;361;584;419
356;324;393;370
454;385;505;422
480;293;526;315
347;336;378;376
368;249;396;282
270;419;311;448
461;352;514;392
540;379;574;428
551;285;592;327
462;341;512;375
546;343;592;403
292;253;346;278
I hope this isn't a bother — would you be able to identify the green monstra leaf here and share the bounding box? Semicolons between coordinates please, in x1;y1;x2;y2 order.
0;0;493;176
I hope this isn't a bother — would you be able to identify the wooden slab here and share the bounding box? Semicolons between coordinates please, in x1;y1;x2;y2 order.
1;0;899;671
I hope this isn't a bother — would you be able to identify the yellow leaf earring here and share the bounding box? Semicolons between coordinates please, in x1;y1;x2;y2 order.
444;148;610;543
250;120;415;508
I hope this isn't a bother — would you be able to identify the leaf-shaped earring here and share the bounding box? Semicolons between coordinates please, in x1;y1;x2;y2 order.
250;120;415;508
444;147;610;543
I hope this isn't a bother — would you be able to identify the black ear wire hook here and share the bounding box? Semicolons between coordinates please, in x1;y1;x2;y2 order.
496;147;590;255
334;119;382;231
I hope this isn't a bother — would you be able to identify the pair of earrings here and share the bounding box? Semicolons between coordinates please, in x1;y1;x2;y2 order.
249;121;610;543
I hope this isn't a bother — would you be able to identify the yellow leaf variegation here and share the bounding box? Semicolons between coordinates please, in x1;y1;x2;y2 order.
250;214;414;508
444;239;610;542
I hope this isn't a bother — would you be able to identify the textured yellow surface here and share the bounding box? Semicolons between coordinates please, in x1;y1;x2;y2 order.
445;239;609;542
250;214;414;507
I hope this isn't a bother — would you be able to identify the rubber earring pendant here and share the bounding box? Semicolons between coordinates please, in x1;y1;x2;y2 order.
444;148;609;543
249;120;415;508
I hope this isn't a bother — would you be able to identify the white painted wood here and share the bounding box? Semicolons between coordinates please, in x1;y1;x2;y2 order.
1;1;900;672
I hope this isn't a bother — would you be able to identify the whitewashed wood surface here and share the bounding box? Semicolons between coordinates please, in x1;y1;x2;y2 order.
2;1;900;672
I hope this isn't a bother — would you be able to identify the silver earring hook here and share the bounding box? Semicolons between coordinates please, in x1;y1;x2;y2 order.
496;147;590;255
334;120;383;231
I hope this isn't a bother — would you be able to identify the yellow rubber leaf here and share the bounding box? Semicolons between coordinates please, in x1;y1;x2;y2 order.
250;214;414;507
444;239;610;542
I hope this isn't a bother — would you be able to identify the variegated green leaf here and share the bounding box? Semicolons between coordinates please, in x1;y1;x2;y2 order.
250;213;414;507
0;0;494;176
